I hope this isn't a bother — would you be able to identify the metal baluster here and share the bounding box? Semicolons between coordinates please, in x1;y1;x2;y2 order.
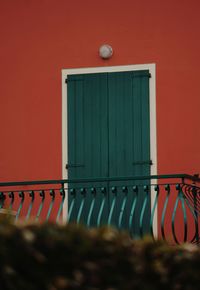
171;184;182;244
77;188;86;223
161;185;170;241
139;186;149;238
0;192;5;209
68;188;76;222
8;192;14;211
184;185;195;208
46;190;55;221
87;187;96;227
192;186;199;244
118;186;128;229
25;191;34;221
183;189;199;243
178;185;188;243
129;186;138;236
171;184;188;244
36;190;45;221
97;187;106;226
108;187;117;226
56;188;65;223
16;191;24;221
150;185;159;239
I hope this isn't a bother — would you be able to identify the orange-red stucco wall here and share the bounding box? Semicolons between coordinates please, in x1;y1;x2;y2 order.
1;0;200;182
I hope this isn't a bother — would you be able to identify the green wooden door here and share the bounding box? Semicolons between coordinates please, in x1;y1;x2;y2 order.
67;70;151;234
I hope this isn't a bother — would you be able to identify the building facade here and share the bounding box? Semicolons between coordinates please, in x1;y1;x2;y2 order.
1;0;200;242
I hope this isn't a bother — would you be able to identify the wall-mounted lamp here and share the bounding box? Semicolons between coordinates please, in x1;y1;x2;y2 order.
99;44;113;59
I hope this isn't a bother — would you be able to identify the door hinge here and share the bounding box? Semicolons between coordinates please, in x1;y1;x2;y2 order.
132;160;153;166
65;78;84;83
65;164;85;170
132;72;151;78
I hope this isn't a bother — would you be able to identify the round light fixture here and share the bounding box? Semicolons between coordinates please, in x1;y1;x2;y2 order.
99;44;113;59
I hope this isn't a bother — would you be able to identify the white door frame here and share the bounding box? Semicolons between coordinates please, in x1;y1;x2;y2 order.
61;64;157;235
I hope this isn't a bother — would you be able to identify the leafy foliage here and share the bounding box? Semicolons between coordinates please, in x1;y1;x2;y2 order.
0;218;200;290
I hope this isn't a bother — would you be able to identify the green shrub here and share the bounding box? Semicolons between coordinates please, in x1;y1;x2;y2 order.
0;218;199;290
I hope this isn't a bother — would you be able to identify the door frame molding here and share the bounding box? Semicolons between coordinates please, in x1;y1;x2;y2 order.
61;64;157;234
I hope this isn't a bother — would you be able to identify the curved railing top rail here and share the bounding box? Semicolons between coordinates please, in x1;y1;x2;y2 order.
0;173;200;187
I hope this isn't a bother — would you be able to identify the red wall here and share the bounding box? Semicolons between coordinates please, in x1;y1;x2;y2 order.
1;0;200;181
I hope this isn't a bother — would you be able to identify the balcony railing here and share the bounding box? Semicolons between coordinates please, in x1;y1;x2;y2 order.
0;174;200;244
